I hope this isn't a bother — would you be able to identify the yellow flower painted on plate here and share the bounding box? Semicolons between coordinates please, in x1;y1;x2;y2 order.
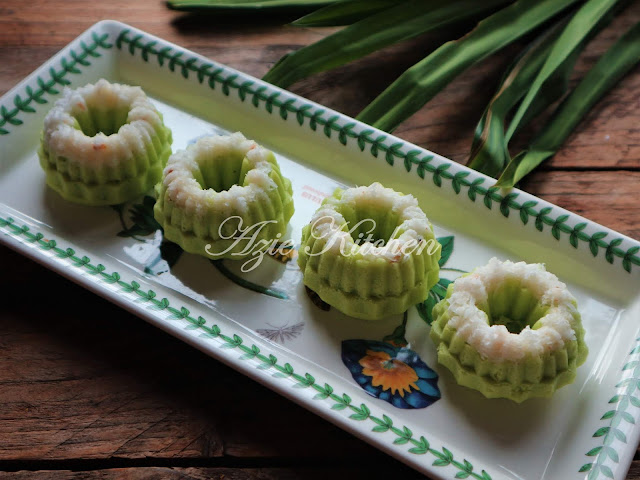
359;349;419;397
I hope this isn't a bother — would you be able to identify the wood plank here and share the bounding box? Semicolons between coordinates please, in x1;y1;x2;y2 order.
0;251;373;461
0;1;638;170
521;170;640;240
0;1;319;47
0;465;423;479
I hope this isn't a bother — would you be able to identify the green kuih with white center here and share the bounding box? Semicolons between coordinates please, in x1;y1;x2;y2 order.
298;183;441;320
154;133;294;260
38;79;172;205
430;258;588;403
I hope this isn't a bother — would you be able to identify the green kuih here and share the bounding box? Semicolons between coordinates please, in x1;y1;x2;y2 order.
430;258;588;403
154;133;294;259
298;183;441;320
39;79;172;205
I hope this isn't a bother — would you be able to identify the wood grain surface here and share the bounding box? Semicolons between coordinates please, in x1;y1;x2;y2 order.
0;1;638;479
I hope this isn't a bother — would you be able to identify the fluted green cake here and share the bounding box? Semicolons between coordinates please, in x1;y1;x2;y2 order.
154;132;294;259
38;79;172;205
298;182;441;320
430;258;588;403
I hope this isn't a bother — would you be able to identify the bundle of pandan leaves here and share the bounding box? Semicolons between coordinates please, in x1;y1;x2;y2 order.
168;0;640;187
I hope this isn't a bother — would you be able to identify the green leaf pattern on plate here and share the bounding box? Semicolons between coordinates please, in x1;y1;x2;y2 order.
0;214;493;480
581;339;640;479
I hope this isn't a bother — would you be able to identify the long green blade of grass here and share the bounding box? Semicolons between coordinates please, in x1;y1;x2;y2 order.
167;0;337;11
468;1;619;178
292;0;402;27
356;0;581;133
505;0;624;141
467;19;570;178
496;21;640;188
263;0;513;88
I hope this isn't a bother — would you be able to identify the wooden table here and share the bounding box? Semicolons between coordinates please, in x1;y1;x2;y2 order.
1;2;639;479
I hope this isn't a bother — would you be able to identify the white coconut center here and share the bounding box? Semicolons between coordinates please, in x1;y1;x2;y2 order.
309;182;433;261
447;258;577;362
42;79;164;168
162;132;277;216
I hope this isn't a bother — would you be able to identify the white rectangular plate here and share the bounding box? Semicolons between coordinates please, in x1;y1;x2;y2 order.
1;20;639;480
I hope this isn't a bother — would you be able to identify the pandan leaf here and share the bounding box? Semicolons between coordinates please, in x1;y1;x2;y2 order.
292;0;402;27
168;0;337;12
263;0;513;88
467;18;571;178
469;0;620;178
496;20;640;187
505;0;625;139
357;0;581;132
